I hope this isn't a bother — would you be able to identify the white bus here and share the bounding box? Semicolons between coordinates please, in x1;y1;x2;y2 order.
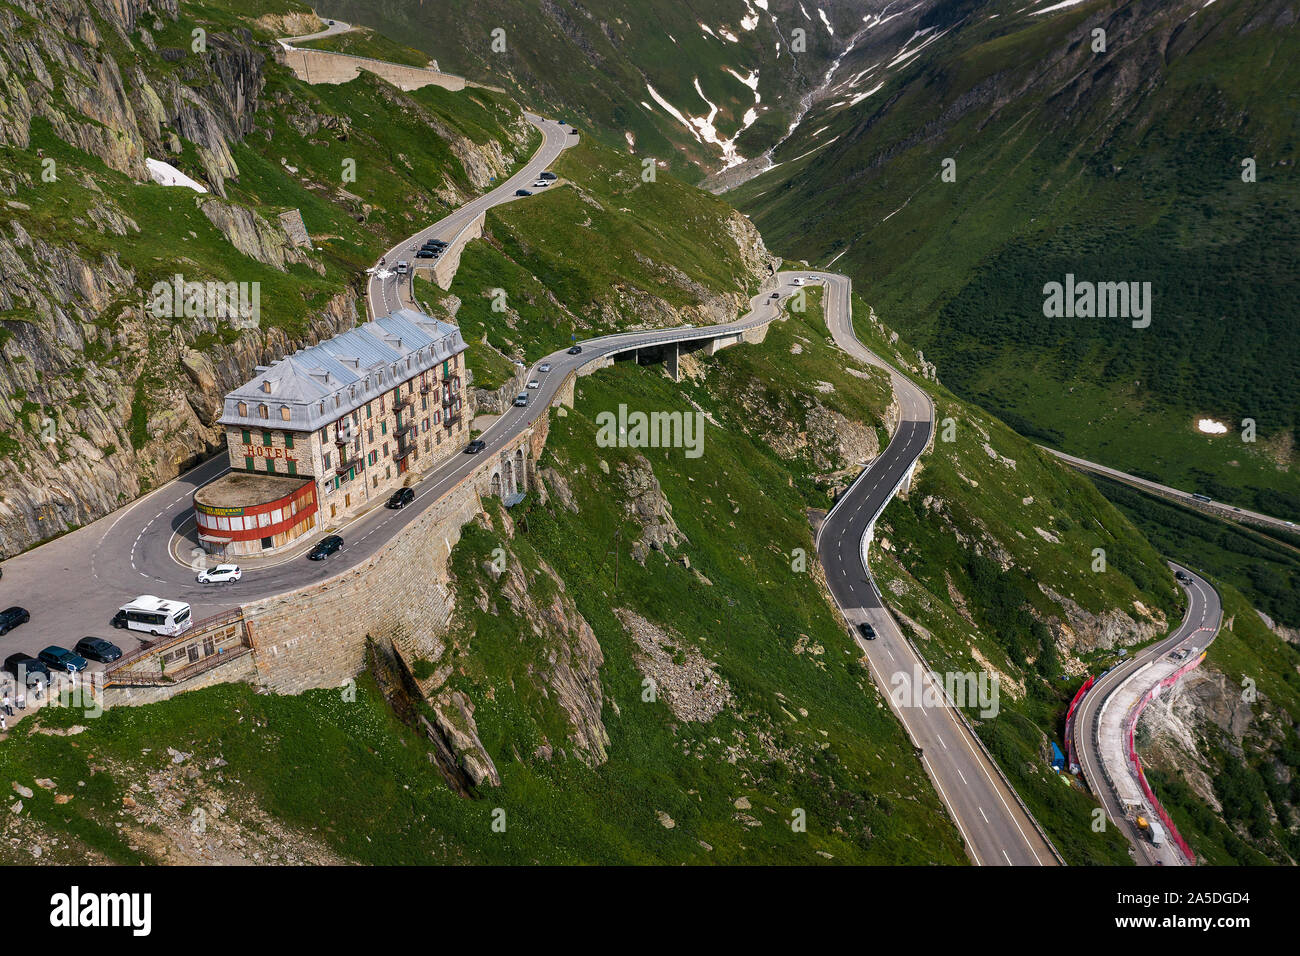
113;596;193;637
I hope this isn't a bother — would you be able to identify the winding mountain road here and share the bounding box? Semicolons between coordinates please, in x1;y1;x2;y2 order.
809;273;1060;866
1071;562;1221;864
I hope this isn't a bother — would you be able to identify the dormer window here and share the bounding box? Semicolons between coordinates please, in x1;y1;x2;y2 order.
261;381;271;394
237;402;248;416
257;404;269;419
280;405;291;422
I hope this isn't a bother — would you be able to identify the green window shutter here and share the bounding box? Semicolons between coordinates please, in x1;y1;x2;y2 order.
381;421;387;435
287;461;297;476
367;403;373;419
242;429;250;445
245;456;254;471
285;433;294;449
262;431;272;446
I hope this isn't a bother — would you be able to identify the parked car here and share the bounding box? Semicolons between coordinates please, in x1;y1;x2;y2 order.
527;380;540;389
110;610;128;630
857;622;877;641
540;171;557;181
74;637;122;663
567;345;583;355
3;653;48;686
539;362;551;373
515;189;532;197
465;439;487;454
197;564;242;584
791;278;804;286
0;606;29;636
386;487;415;509
513;393;529;407
531;180;549;188
38;645;88;674
415;250;436;259
308;535;344;561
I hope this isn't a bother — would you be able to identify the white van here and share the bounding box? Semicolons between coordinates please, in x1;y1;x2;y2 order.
112;595;193;637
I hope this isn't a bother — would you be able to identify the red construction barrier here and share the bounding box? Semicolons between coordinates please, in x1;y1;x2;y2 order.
1064;675;1095;770
1124;653;1205;865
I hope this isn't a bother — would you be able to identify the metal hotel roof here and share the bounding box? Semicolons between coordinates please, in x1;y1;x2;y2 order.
218;308;467;432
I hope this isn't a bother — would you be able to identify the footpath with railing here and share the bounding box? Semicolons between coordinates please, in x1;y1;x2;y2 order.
1123;652;1207;865
104;608;252;688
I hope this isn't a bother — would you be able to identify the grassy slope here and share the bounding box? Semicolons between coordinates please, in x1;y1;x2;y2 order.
443;136;766;389
298;26;432;67
733;0;1300;513
310;0;850;181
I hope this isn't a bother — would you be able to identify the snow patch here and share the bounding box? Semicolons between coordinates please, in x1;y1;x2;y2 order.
146;158;208;193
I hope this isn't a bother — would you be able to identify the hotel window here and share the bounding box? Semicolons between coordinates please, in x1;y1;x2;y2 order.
242;429;251;444
381;422;387;436
262;431;272;446
258;404;269;419
285;433;294;449
237;402;248;416
245;456;254;471
280;406;290;422
366;403;372;419
323;451;331;470
287;461;297;477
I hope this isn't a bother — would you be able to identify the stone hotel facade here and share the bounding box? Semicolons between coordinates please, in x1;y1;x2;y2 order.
194;308;469;556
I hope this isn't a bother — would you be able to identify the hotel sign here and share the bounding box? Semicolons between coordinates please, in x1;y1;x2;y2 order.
242;444;298;462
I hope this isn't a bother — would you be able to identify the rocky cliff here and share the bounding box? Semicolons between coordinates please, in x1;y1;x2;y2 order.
0;0;535;556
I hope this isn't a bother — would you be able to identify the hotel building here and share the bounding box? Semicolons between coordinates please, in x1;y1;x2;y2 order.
193;308;469;556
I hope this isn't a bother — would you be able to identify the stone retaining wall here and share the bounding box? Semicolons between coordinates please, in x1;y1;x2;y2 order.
279;45;467;92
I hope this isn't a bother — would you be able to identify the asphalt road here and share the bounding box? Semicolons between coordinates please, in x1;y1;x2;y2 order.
1044;447;1298;536
1071;562;1221;864
811;271;1059;866
367;114;575;319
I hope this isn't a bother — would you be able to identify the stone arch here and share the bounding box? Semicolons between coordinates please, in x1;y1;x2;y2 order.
489;471;502;498
502;457;514;496
514;447;526;493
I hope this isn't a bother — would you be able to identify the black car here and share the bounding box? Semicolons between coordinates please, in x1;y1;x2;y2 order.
857;622;877;641
769;292;780;299
386;487;415;509
75;637;122;663
0;606;29;635
465;439;487;454
567;345;583;355
415;250;436;259
110;609;128;630
38;645;88;674
3;653;49;686
308;535;344;560
539;172;557;181
515;189;532;197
